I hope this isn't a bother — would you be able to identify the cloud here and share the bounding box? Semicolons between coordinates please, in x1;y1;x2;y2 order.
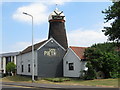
6;38;47;53
10;41;31;52
13;3;49;25
48;0;72;5
67;28;107;47
3;0;111;2
12;1;71;24
103;19;114;27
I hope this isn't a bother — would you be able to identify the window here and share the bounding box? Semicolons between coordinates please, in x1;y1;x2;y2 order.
21;65;24;72
28;64;30;73
69;63;74;70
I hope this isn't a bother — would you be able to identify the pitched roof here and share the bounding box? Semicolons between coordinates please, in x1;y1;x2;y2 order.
70;46;88;60
20;40;47;54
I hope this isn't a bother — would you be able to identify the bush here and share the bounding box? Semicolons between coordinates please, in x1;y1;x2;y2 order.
6;62;16;76
83;62;96;80
44;78;71;82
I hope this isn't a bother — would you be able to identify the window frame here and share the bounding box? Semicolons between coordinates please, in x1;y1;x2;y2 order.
68;63;74;70
28;64;30;73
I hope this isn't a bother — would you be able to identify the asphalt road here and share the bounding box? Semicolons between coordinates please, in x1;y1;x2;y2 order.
1;84;119;90
2;84;54;90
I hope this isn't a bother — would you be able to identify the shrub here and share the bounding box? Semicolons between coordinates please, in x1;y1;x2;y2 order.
83;62;96;80
44;78;71;82
6;62;16;76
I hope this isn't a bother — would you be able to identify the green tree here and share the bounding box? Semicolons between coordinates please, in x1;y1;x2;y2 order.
102;1;120;42
85;43;120;79
83;61;96;80
6;62;16;76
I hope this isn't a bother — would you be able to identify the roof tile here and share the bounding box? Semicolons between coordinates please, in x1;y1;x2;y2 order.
70;46;87;59
20;40;47;54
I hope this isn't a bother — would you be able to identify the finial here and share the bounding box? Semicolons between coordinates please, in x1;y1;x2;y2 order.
55;3;59;11
55;3;58;8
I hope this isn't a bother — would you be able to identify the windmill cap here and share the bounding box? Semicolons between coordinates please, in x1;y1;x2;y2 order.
48;8;66;21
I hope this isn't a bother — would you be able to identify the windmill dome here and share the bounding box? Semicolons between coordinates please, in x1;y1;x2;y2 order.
48;8;65;21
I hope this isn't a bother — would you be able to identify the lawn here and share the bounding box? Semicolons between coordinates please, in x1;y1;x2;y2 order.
2;76;31;82
67;78;119;87
1;76;119;87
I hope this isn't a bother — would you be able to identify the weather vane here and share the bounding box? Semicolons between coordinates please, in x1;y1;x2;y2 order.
55;3;58;10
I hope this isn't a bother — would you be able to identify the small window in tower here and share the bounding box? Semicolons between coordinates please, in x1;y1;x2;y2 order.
69;63;74;70
51;40;53;43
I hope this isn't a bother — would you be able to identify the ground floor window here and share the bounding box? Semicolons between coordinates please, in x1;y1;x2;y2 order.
28;64;30;73
21;65;24;72
69;63;74;70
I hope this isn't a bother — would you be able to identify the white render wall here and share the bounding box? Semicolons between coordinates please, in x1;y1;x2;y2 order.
17;50;37;76
0;57;6;74
0;57;6;73
63;48;87;77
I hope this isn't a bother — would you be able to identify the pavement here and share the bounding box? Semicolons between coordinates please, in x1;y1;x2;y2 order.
2;81;118;89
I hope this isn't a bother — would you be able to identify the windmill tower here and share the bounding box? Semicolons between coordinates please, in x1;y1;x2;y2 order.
48;7;68;49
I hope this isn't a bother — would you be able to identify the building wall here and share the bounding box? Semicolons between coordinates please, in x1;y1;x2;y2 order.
37;39;66;77
3;57;6;74
63;48;87;77
0;57;2;73
14;56;17;65
0;57;7;74
0;55;17;74
17;51;37;76
0;57;6;74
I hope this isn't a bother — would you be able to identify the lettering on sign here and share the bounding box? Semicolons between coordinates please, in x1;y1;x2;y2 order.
44;49;56;56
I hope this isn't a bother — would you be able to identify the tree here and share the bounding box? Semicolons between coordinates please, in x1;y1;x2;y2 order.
83;61;96;80
102;1;120;42
85;43;120;79
6;62;16;76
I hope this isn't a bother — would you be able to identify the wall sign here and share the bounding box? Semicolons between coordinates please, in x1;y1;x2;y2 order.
44;49;56;56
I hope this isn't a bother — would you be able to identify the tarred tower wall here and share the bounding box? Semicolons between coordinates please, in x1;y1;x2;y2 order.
48;19;68;49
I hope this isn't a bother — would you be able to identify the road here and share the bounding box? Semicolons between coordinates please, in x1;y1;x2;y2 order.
1;83;119;90
2;84;55;90
1;85;119;90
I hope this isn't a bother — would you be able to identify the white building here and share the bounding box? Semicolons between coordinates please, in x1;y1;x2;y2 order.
0;52;19;75
63;46;88;78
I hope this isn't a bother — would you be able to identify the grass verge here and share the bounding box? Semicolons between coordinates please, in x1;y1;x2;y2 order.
2;76;32;82
66;78;119;87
